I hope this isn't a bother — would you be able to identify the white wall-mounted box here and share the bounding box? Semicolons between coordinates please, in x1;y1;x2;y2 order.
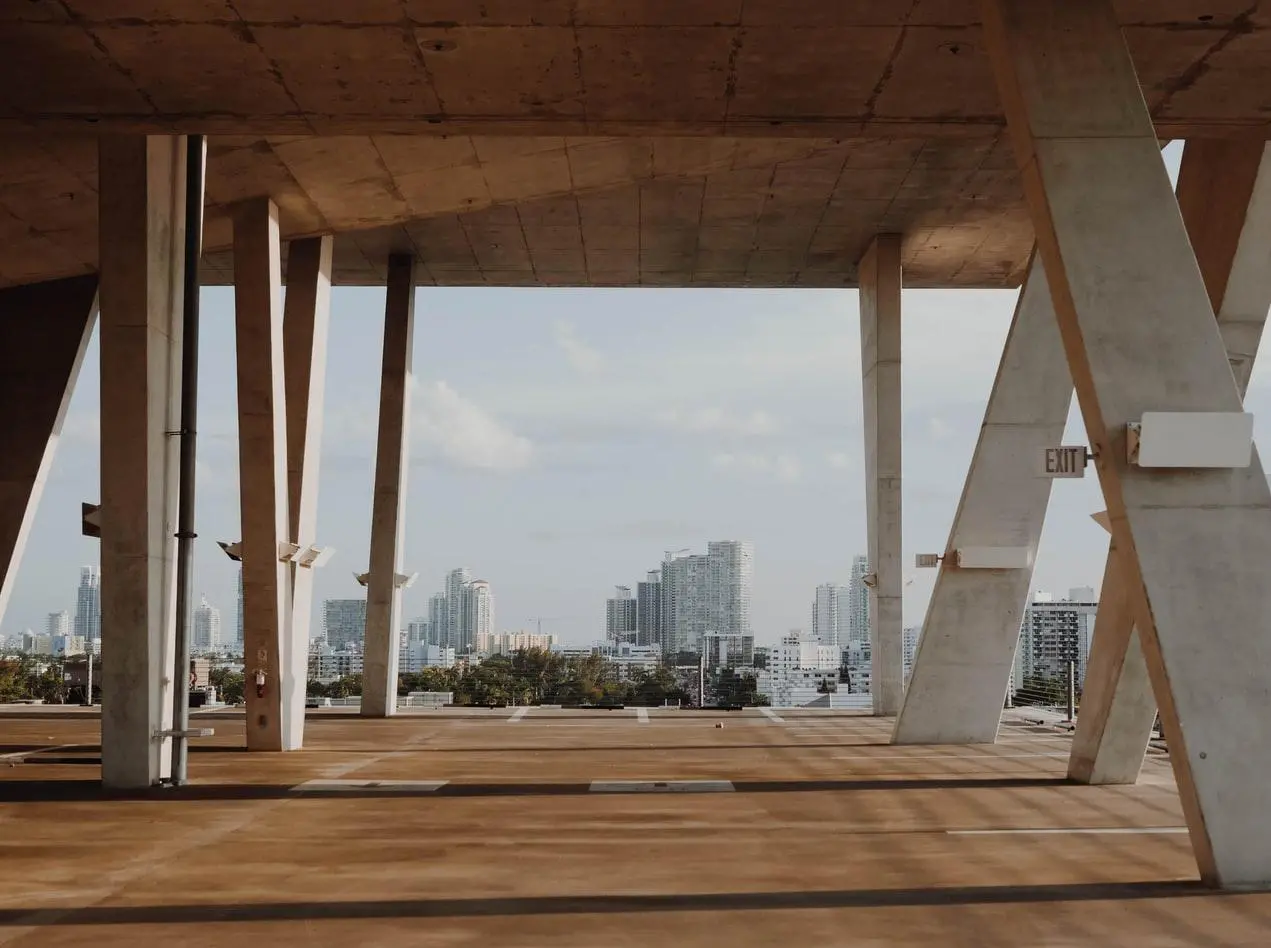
1127;412;1254;469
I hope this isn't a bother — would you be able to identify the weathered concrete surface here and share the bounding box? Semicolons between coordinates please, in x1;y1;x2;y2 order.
859;234;903;716
233;197;293;752
894;253;1071;744
280;235;333;751
2;708;1270;947
7;4;1271;291
985;0;1271;888
1070;139;1271;787
2;5;1267;136
96;136;187;789
0;276;97;628
361;256;416;719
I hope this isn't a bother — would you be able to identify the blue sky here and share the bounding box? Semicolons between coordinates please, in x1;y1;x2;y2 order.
13;143;1257;647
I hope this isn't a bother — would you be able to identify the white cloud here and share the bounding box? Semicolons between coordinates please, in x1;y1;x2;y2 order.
827;451;854;471
552;320;605;375
711;452;801;483
415;380;533;472
661;407;778;437
928;416;956;440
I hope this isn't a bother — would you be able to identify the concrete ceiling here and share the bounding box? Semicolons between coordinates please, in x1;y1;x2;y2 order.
0;2;1267;290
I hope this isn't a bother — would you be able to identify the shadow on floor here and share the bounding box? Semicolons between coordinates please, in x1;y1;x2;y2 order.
0;776;1070;803
0;881;1227;927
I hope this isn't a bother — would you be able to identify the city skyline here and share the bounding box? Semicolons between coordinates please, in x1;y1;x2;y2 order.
1;147;1229;648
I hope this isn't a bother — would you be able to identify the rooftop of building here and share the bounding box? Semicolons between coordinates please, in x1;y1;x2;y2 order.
3;3;1269;291
1;704;1263;947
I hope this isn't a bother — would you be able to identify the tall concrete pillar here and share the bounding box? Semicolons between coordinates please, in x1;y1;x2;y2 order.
361;255;416;718
280;235;333;749
98;136;189;788
985;0;1271;887
1070;140;1271;785
232;197;293;751
859;235;903;716
0;277;98;627
893;254;1071;744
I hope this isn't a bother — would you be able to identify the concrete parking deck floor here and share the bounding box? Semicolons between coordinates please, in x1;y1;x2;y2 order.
1;707;1269;947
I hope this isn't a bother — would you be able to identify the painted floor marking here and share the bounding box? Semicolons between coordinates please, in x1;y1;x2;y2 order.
759;708;785;723
637;708;649;724
508;707;529;722
590;780;735;793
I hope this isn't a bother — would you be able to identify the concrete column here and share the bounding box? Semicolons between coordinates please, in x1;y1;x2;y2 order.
280;235;333;750
233;197;293;751
985;0;1271;887
361;255;416;718
1070;140;1271;784
97;136;188;788
893;253;1071;744
859;235;903;716
0;277;98;627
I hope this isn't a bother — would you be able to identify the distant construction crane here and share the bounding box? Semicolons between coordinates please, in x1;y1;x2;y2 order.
526;616;563;638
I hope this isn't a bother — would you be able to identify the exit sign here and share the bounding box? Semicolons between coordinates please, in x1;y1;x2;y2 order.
1039;446;1088;479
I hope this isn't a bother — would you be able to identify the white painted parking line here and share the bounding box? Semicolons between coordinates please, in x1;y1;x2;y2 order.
508;707;529;722
947;827;1187;836
290;779;448;793
829;752;1068;761
637;708;649;724
590;780;735;793
759;708;785;723
0;743;81;761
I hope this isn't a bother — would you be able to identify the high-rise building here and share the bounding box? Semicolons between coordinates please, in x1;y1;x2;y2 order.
73;566;100;643
636;570;663;649
193;596;222;652
846;555;870;645
811;583;850;648
427;593;447;646
444;568;472;649
605;586;638;643
322;599;368;650
1013;589;1099;690
236;567;244;644
462;580;494;652
406;617;430;646
661;541;754;655
46;610;70;640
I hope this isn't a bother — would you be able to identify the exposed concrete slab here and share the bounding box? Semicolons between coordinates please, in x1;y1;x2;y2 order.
279;235;332;751
361;256;416;718
96;136;187;789
859;234;903;716
893;253;1071;744
1070;140;1271;787
0;276;97;629
232;197;293;752
985;0;1271;888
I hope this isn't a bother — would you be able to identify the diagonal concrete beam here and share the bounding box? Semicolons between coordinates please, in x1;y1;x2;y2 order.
1070;140;1271;785
984;0;1271;887
362;255;416;718
893;253;1071;744
279;234;333;750
859;234;904;716
0;277;98;631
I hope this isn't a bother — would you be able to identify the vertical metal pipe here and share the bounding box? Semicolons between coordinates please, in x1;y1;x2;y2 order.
171;135;205;784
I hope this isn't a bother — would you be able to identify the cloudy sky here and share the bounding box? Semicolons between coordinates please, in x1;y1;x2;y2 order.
14;143;1260;647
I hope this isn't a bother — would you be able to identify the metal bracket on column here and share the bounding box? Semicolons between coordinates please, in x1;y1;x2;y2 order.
917;548;1033;569
354;570;418;589
155;727;215;739
216;540;243;562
